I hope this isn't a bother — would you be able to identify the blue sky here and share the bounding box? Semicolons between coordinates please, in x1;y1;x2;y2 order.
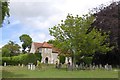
1;0;118;48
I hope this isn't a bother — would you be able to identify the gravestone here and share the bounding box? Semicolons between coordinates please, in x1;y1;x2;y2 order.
30;63;33;70
21;64;24;67
58;63;62;69
4;62;6;66
109;65;112;70
105;64;109;70
18;64;20;66
99;64;102;69
92;63;95;70
67;62;72;71
79;64;83;70
82;63;85;70
85;64;88;69
76;65;78;70
33;65;35;70
89;64;92;70
96;65;98;69
28;64;30;70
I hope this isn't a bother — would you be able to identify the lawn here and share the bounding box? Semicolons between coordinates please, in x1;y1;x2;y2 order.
1;65;120;78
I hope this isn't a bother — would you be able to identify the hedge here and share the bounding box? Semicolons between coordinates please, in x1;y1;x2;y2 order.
2;57;11;65
2;53;38;66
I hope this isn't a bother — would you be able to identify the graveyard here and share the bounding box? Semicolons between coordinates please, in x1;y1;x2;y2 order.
1;0;120;79
2;63;120;78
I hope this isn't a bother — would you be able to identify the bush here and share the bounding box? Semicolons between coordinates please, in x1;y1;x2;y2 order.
59;55;65;64
2;53;38;66
35;53;42;62
82;57;93;65
11;56;21;65
2;57;12;65
20;53;37;65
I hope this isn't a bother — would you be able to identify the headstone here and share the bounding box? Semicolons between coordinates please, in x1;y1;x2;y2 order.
89;64;92;70
67;62;72;70
105;64;109;70
58;63;62;69
18;64;20;66
99;64;102;69
92;63;95;70
55;61;58;68
109;65;112;70
22;64;24;67
79;63;83;70
85;64;88;69
96;65;98;69
4;62;6;66
28;64;30;70
82;63;85;69
33;65;35;70
30;63;33;70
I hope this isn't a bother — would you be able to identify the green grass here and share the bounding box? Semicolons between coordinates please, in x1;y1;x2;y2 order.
2;65;119;78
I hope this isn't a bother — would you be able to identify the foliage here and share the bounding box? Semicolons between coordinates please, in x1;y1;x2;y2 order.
91;1;120;50
2;53;38;66
35;52;42;62
19;34;32;53
47;39;55;44
49;14;113;65
11;56;21;65
37;60;42;69
2;41;21;57
59;55;65;64
82;57;93;65
90;1;120;66
2;57;11;65
0;0;10;27
19;53;37;65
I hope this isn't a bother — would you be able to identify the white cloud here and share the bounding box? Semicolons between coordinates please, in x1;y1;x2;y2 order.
29;32;53;42
6;0;118;44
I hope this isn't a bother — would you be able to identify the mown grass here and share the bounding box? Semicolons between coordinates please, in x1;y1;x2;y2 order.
2;64;119;78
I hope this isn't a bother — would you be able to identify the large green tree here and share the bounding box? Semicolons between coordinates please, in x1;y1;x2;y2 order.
19;34;32;53
0;0;10;27
49;14;113;66
2;41;20;57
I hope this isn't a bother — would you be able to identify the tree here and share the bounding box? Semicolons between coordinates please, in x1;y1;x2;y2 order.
2;41;21;57
49;14;113;67
91;1;120;51
0;0;10;27
90;1;120;66
19;34;32;53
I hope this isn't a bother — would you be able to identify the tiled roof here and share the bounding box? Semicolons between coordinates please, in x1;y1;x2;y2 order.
42;42;52;48
33;42;59;53
33;42;43;49
33;42;52;48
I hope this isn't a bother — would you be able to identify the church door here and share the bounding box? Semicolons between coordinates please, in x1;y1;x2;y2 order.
45;57;48;64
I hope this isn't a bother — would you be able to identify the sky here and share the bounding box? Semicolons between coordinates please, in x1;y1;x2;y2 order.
0;0;119;48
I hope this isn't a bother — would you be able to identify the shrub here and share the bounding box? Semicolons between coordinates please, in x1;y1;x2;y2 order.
35;53;42;62
2;57;11;65
20;53;37;65
11;56;21;65
59;55;65;64
2;53;38;66
82;57;93;65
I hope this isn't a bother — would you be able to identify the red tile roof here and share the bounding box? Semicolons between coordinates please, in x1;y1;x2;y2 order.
33;42;52;49
33;42;59;54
